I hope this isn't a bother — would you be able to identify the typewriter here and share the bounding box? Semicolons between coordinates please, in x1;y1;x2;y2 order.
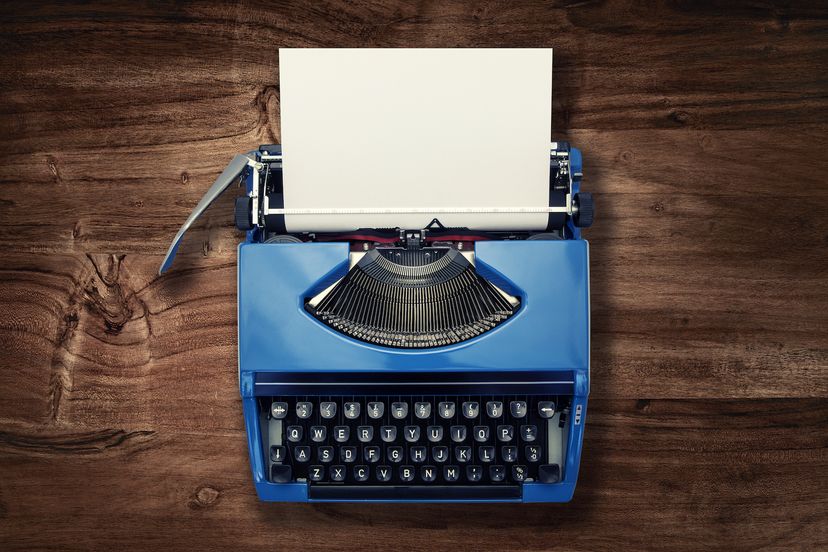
160;51;593;503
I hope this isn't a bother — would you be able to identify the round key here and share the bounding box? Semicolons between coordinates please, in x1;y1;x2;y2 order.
391;402;408;420
340;446;356;463
270;445;286;463
525;445;541;462
270;401;288;419
414;402;431;419
501;446;517;463
512;464;527;482
466;465;482;482
432;446;449;463
364;446;380;463
438;401;456;419
410;446;427;463
308;465;324;481
387;446;403;463
538;401;556;419
539;464;561;483
294;446;310;462
357;426;374;443
380;425;397;443
399;465;415;482
376;465;392;482
310;426;326;442
287;425;303;442
455;446;471;463
473;426;490;443
421;465;437;482
270;464;292;483
320;401;337;419
486;401;503;418
444;465;460;482
367;402;384;419
521;424;537;442
427;426;443;443
344;402;361;419
330;465;346;482
450;425;467;443
296;401;313;419
489;465;505;482
478;446;495;463
497;425;514;442
404;425;420;443
462;401;479;419
318;446;333;463
354;465;369;482
510;401;528;418
333;426;350;443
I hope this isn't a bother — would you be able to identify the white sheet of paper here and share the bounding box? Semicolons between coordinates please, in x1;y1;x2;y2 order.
278;48;553;232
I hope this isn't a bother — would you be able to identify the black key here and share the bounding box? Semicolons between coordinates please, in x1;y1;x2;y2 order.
270;464;292;483
270;401;288;419
310;426;326;443
340;446;357;463
512;464;527;482
486;401;504;418
287;425;303;442
318;446;334;463
344;402;361;419
330;465;346;482
539;464;561;483
462;401;479;419
357;426;374;443
415;402;431;419
497;425;514;442
400;465;415;482
294;446;310;462
510;401;527;418
391;402;408;419
444;465;460;482
525;445;541;462
501;446;517;463
320;401;337;419
270;445;286;463
473;426;490;443
309;465;324;481
538;401;556;419
367;401;384;419
478;446;495;463
364;446;380;463
432;446;449;463
387;446;404;463
421;465;437;482
455;446;471;463
333;426;350;443
490;465;506;482
296;401;313;419
404;426;421;443
380;425;397;443
466;465;482;482
438;401;455;419
450;425;467;443
376;465;392;482
410;446;427;463
354;465;369;482
427;426;443;443
521;424;537;442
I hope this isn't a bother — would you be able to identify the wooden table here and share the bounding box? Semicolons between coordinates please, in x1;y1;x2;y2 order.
1;2;826;550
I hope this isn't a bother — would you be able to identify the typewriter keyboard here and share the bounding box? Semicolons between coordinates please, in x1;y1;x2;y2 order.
263;395;570;499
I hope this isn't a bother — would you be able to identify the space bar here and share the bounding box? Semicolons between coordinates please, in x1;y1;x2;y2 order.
309;485;521;500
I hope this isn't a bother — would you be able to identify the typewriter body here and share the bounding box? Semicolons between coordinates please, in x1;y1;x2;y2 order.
161;141;592;503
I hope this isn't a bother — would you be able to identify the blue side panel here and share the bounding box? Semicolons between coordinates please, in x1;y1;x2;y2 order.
239;239;590;502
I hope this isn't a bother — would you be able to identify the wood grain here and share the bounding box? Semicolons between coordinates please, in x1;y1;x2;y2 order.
0;1;826;550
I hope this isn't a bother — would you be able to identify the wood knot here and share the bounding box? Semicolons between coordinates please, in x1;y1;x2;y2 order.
181;171;189;185
190;485;221;509
650;201;665;213
46;155;62;183
635;399;651;412
668;110;691;126
619;150;634;164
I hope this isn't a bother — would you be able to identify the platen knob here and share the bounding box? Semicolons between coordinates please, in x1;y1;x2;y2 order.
234;196;253;231
573;192;594;228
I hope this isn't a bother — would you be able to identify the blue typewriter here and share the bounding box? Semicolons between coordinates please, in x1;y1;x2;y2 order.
160;49;593;503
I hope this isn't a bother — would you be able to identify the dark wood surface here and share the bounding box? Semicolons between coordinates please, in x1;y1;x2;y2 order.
0;2;826;550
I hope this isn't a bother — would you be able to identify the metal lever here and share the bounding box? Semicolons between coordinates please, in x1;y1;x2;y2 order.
159;152;258;274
